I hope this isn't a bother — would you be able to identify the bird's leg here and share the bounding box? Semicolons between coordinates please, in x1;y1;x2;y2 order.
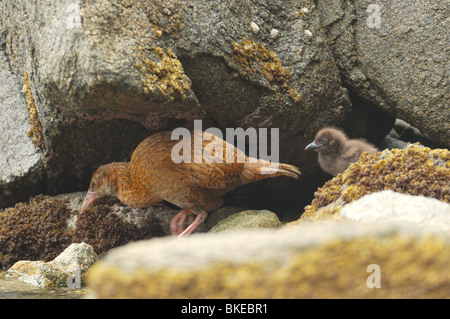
177;209;208;238
170;209;194;236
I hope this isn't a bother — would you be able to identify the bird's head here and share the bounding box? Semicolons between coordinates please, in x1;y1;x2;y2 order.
305;127;346;153
80;164;117;214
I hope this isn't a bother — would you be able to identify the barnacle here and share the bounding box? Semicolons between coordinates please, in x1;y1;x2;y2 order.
250;21;260;33
302;144;450;218
270;28;279;39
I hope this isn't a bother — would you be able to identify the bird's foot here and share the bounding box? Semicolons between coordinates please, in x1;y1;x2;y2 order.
170;209;195;236
170;208;208;238
177;210;208;238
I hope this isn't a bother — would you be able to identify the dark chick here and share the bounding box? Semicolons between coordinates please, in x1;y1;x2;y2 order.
305;127;378;176
80;130;301;237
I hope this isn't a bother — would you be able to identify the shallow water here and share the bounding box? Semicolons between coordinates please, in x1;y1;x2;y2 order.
0;271;85;299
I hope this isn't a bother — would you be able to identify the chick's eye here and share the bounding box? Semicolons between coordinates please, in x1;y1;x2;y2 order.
321;138;328;143
92;181;98;188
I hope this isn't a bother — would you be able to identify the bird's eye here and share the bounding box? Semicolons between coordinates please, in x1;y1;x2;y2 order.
92;181;98;188
321;138;328;143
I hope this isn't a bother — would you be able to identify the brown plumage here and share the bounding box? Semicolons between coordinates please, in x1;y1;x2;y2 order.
80;130;300;237
305;127;378;176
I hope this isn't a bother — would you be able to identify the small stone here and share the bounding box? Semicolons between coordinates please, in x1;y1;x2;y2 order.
209;209;281;233
7;243;98;288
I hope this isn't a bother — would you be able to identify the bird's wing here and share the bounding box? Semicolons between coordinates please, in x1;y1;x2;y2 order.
341;140;375;160
341;146;360;160
174;132;246;189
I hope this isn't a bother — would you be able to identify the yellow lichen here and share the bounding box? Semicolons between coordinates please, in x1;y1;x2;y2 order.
302;144;450;218
146;0;182;37
231;39;302;102
136;46;190;100
87;234;450;298
152;25;163;39
23;69;43;148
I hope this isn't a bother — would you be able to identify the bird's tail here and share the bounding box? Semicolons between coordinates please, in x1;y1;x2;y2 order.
240;159;301;185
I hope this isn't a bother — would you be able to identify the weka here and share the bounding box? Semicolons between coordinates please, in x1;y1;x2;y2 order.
80;130;301;237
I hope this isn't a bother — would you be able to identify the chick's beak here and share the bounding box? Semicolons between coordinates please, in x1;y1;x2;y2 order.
305;141;321;150
80;191;97;214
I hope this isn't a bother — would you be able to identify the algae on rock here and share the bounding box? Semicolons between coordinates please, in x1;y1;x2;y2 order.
301;144;450;219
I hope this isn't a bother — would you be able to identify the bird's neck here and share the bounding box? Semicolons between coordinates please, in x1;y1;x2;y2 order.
109;162;158;208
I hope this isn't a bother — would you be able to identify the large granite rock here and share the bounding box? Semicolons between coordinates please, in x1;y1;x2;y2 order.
317;0;449;146
1;0;447;213
0;47;44;208
0;0;350;209
339;190;450;233
86;221;450;298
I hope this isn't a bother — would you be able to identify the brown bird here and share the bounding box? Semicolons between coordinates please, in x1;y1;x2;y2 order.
80;130;300;237
305;127;378;176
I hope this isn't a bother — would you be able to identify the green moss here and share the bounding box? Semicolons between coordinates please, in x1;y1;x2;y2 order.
302;144;450;218
231;39;302;102
87;234;450;298
0;195;72;269
73;204;160;256
0;195;164;269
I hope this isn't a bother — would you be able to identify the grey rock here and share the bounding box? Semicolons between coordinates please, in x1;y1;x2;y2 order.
339;190;450;233
0;48;43;207
86;220;450;298
208;209;281;233
205;205;248;228
0;0;350;208
317;0;450;147
379;134;407;150
8;243;98;288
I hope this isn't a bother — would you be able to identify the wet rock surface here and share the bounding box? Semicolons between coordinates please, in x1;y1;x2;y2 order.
8;243;97;288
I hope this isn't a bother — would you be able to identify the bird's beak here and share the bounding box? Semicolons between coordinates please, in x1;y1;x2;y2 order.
305;141;321;150
80;191;97;214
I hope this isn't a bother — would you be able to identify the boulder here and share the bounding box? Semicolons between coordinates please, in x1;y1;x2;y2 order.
86;221;450;298
0;0;350;209
8;243;98;288
0;48;43;208
339;190;450;233
317;0;450;146
209;209;281;233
